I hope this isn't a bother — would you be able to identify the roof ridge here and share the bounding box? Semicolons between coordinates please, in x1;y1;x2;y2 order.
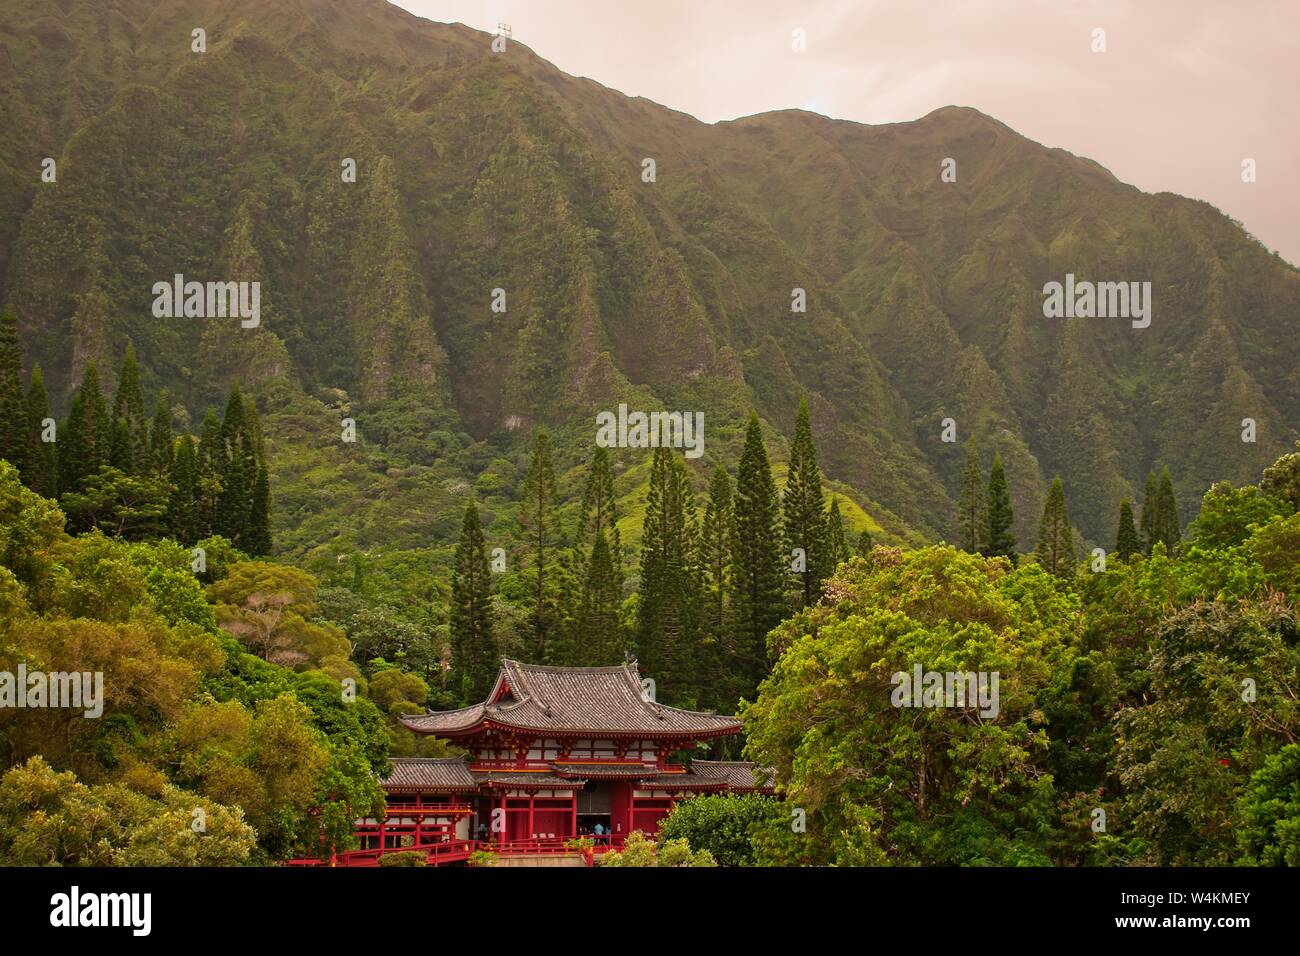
504;658;638;674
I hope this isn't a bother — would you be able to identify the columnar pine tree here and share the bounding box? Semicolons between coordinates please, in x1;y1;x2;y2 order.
700;465;734;643
1140;470;1159;554
1114;498;1140;561
576;531;623;665
520;429;558;662
62;361;110;494
981;451;1016;563
1154;466;1181;554
450;500;496;703
856;529;874;558
168;435;200;544
0;305;25;474
1034;476;1075;577
635;446;699;701
697;465;734;710
149;392;173;476
195;408;224;538
575;445;621;588
110;343;149;475
215;388;251;545
956;438;984;552
23;364;57;498
783;399;828;607
730;414;785;695
825;497;849;571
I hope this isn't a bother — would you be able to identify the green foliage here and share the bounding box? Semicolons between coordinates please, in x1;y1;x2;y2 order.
981;451;1016;562
598;829;717;867
956;438;983;553
1236;744;1300;866
1034;476;1074;577
450;501;496;702
731;414;784;701
783;398;829;607
1114;498;1139;561
656;793;788;866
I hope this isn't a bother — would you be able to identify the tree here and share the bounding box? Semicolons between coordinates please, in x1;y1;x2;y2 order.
599;829;717;867
0;304;25;474
730;414;785;696
1153;466;1181;554
635;446;699;701
168;435;201;544
196;408;224;537
1259;441;1300;511
700;465;734;644
1034;476;1075;577
215;387;253;547
1114;498;1140;560
657;792;789;866
980;451;1016;562
575;445;620;588
23;363;57;498
110;342;149;475
208;561;349;668
956;438;984;552
450;501;496;702
1140;470;1159;554
519;429;558;662
58;466;169;539
574;530;624;665
149;391;173;476
783;399;828;607
61;361;110;495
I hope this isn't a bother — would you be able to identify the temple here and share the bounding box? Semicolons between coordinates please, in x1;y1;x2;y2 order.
341;659;773;864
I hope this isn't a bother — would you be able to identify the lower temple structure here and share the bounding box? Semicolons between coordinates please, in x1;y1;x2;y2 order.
351;659;773;856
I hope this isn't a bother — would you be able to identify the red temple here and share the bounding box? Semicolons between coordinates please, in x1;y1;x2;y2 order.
327;659;772;865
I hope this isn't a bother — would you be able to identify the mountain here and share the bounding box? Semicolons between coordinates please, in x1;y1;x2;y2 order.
2;0;1297;556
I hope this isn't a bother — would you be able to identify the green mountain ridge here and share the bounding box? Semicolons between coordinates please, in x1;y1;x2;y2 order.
2;0;1297;556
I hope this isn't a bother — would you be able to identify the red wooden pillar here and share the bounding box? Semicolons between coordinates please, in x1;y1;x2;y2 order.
570;792;577;839
528;793;536;840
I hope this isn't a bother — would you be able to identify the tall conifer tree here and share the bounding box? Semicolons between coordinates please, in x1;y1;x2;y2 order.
783;398;828;606
450;500;496;703
635;446;699;701
195;408;224;538
168;435;200;544
0;305;25;474
24;364;57;498
1115;498;1140;561
520;429;559;662
1154;466;1181;554
1140;470;1159;554
981;451;1016;563
957;439;984;552
1034;476;1074;577
856;529;874;558
110;343;148;475
149;392;173;476
731;414;784;694
575;531;623;665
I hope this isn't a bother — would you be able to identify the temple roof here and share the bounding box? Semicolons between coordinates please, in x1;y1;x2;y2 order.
400;659;742;738
381;757;479;792
690;760;777;792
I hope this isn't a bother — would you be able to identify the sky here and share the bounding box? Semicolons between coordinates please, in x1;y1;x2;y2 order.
392;0;1300;266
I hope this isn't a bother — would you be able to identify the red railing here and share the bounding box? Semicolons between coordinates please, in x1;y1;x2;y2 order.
285;834;620;868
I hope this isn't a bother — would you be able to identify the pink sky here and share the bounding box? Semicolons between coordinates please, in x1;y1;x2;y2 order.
394;0;1300;266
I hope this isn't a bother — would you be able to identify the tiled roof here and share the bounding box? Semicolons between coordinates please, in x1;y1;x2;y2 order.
636;772;729;791
381;758;478;792
689;760;777;791
552;762;654;779
401;659;741;737
472;772;581;789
